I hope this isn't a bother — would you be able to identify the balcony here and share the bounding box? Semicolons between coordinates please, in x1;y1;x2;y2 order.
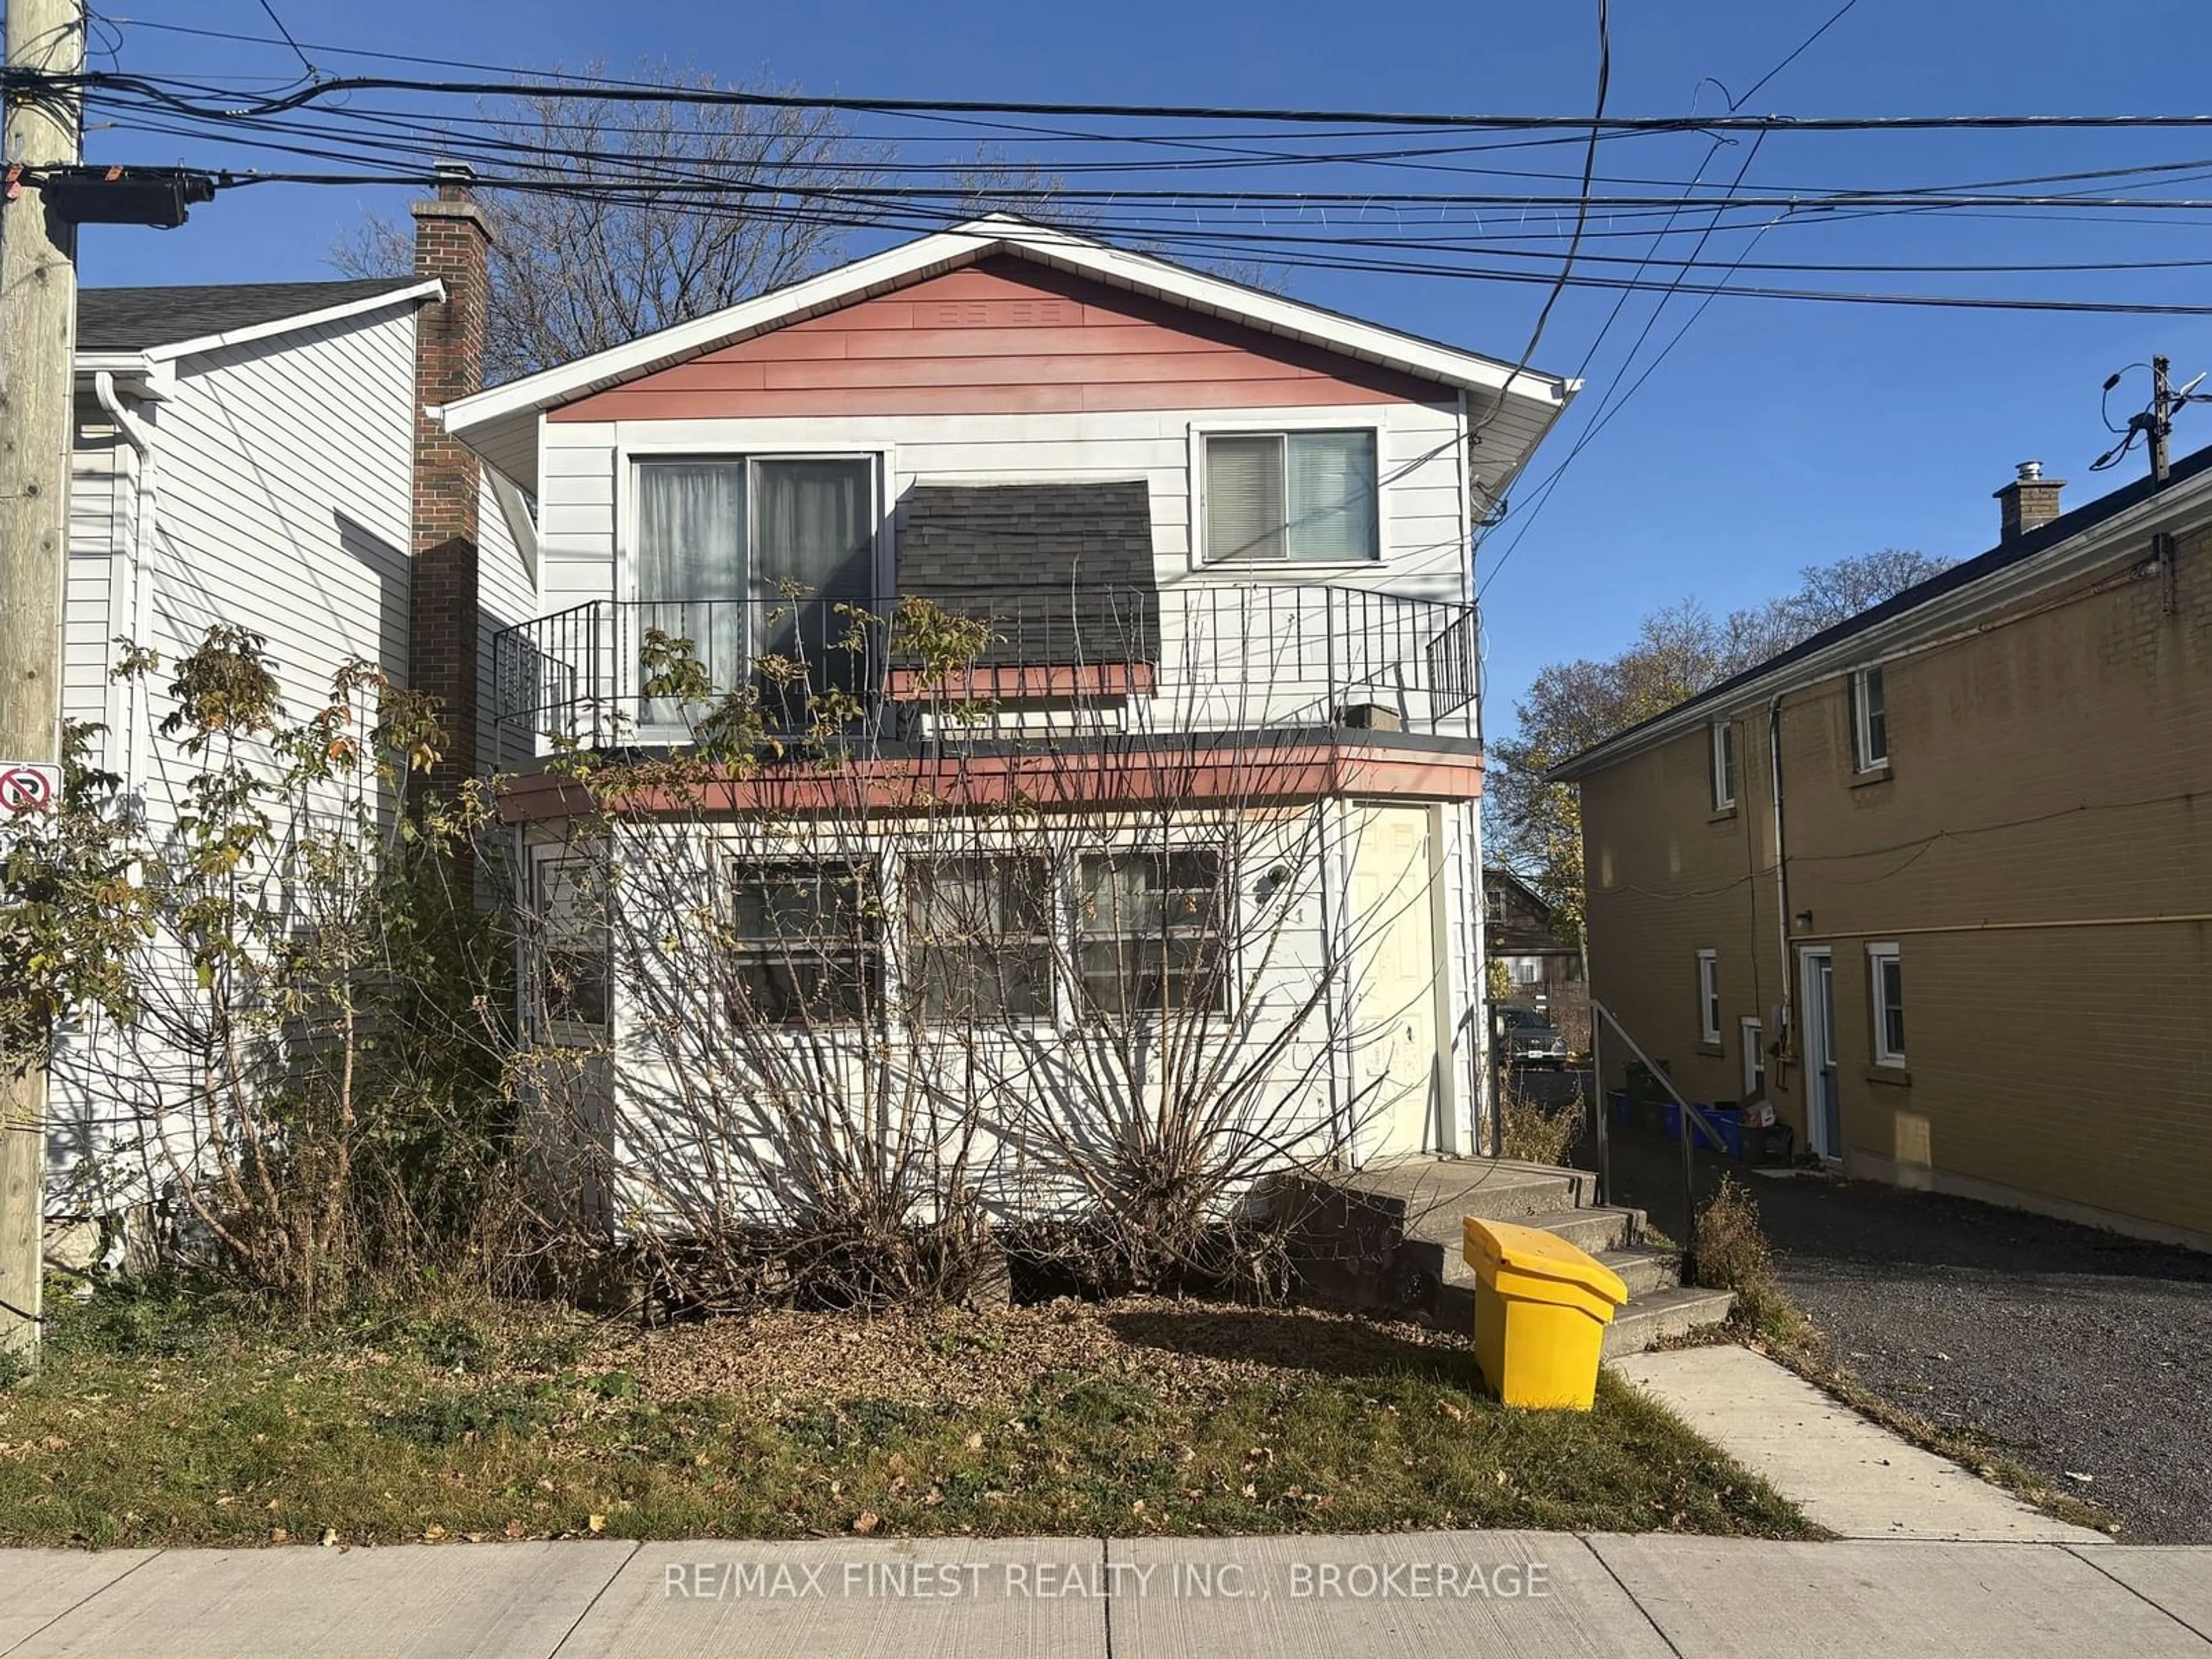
490;584;1477;757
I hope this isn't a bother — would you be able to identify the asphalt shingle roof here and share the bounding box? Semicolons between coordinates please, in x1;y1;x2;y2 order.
76;278;425;354
897;482;1161;667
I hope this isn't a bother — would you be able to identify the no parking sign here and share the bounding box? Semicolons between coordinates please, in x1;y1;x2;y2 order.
0;761;62;813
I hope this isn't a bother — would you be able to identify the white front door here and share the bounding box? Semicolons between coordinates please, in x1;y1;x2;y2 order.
1350;804;1442;1165
1799;948;1840;1159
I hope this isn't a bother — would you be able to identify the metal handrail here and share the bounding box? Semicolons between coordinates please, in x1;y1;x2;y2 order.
1590;998;1727;1283
488;583;1480;753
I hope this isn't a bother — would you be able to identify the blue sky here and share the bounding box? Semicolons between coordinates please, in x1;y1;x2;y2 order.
63;0;2212;732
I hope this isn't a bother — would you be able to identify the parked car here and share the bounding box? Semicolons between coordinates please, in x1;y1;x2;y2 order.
1495;1005;1569;1070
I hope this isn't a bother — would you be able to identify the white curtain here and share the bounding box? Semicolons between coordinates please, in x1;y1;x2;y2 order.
637;460;747;722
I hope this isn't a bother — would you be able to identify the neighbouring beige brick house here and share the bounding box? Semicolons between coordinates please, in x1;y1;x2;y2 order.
1551;449;2212;1250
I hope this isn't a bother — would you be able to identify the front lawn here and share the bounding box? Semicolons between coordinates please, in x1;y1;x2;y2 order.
0;1290;1812;1546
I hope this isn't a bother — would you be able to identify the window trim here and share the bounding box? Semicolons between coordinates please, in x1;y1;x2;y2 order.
1739;1016;1765;1098
1188;415;1389;570
1696;948;1721;1045
1867;941;1906;1068
1851;665;1890;773
1710;718;1737;810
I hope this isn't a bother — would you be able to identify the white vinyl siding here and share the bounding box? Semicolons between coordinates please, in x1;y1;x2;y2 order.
477;467;540;776
65;407;133;766
144;306;416;759
534;400;1469;612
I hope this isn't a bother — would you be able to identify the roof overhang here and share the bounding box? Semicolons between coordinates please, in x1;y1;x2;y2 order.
1547;459;2212;783
442;215;1579;491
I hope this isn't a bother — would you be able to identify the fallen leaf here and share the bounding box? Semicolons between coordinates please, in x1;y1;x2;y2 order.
586;1514;607;1534
851;1511;880;1536
319;1529;339;1548
422;1525;446;1542
268;1528;289;1544
963;1432;985;1451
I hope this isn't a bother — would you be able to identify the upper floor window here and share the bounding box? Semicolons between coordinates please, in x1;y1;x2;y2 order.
1868;942;1906;1067
1201;429;1378;565
1710;719;1737;810
1696;949;1721;1044
1852;666;1889;771
634;455;877;721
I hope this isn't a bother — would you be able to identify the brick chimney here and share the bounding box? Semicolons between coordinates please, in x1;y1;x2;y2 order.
1994;460;2065;543
409;162;490;789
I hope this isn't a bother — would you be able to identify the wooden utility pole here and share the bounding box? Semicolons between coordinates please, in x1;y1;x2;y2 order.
0;0;85;1362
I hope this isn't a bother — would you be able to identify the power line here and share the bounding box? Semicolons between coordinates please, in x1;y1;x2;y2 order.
249;0;317;82
39;64;2212;132
1472;0;1612;445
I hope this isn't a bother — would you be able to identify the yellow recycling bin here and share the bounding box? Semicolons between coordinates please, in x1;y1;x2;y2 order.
1462;1217;1628;1410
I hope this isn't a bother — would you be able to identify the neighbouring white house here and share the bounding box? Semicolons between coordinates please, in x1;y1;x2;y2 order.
47;185;537;1215
441;215;1575;1231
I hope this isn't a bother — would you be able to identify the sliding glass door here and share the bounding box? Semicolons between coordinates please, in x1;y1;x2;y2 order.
634;456;876;733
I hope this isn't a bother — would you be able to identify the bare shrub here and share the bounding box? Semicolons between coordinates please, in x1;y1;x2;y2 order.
1693;1175;1796;1338
1495;1073;1580;1166
513;589;1457;1312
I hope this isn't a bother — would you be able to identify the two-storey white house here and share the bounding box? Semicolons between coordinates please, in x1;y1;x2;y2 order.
48;191;533;1225
441;217;1573;1221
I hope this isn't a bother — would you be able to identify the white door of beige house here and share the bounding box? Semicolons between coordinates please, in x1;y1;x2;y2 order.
1800;947;1841;1160
1349;804;1444;1165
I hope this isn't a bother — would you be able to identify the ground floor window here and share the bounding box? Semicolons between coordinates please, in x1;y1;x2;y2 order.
530;854;609;1036
1077;850;1232;1017
1868;942;1905;1067
905;854;1053;1021
727;861;882;1022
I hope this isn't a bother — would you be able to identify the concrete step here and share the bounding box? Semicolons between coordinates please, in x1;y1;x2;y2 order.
1278;1160;1597;1230
1601;1285;1736;1358
1429;1246;1685;1332
1603;1245;1685;1298
1403;1205;1644;1297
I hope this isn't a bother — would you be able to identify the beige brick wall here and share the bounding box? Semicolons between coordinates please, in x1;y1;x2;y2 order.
1581;515;2212;1240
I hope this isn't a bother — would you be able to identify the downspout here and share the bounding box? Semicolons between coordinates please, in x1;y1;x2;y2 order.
93;372;156;789
1461;387;1494;1156
1766;690;1793;1086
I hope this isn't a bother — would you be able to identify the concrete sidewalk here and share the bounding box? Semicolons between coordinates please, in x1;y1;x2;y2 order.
3;1533;2208;1658
1610;1342;2107;1543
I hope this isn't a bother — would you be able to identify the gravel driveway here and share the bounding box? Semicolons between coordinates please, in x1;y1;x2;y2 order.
1582;1117;2212;1543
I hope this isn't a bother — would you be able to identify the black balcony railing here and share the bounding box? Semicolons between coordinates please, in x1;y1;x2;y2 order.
490;584;1478;754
